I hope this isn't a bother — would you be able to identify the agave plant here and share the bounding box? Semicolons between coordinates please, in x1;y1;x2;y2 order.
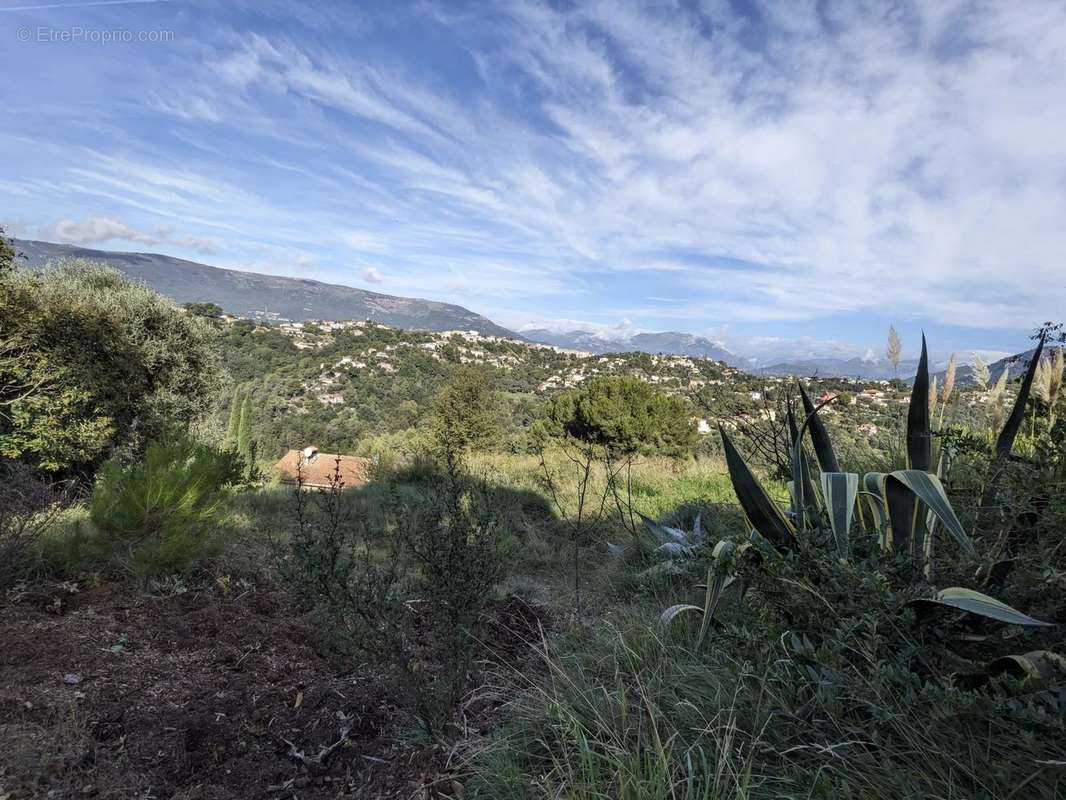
608;512;712;581
663;333;1054;643
659;539;748;648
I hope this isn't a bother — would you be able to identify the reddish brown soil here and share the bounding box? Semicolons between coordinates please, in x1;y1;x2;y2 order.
0;581;548;799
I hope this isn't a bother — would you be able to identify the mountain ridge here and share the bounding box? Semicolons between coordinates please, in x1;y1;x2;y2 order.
522;328;734;361
14;239;520;338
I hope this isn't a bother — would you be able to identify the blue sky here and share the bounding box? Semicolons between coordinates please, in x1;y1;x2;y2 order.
1;0;1063;362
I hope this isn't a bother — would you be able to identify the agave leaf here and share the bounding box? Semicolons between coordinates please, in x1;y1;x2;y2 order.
862;473;890;547
720;427;797;552
789;405;822;533
907;334;932;471
654;542;699;557
988;650;1066;681
639;512;688;544
606;541;628;558
882;473;918;555
995;334;1046;460
785;405;804;524
799;383;840;473
640;561;687;579
786;402;800;464
797;444;821;532
692;512;703;542
696;541;736;645
913;588;1053;627
660;603;704;625
888;470;975;556
820;472;858;560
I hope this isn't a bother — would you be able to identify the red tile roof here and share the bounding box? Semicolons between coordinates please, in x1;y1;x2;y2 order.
273;448;370;489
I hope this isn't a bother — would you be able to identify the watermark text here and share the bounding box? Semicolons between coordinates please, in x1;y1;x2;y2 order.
17;26;175;44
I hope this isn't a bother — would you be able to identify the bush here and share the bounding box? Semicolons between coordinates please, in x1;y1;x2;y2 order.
0;460;64;589
89;436;237;577
0;260;220;475
279;459;504;735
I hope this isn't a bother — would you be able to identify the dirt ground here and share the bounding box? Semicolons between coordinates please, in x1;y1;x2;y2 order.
0;580;548;799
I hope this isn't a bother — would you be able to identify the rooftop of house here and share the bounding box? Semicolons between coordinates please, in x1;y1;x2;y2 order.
273;446;370;489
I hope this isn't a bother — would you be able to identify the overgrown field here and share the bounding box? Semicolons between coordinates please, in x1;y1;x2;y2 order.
2;256;1064;799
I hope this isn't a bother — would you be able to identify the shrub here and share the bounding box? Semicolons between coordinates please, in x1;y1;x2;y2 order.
89;436;237;577
279;458;504;736
0;260;220;475
0;460;64;589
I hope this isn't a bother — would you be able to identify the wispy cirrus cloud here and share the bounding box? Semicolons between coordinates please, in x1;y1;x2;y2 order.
1;0;1063;357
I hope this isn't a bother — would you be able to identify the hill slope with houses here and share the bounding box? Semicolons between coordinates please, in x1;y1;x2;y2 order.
214;315;927;465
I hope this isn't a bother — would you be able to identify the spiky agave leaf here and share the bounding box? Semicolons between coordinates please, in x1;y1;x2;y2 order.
696;541;737;646
907;334;932;471
887;470;975;556
638;512;689;544
660;604;703;625
820;472;858;560
799;383;840;473
790;440;819;533
995;334;1046;460
660;540;740;645
720;427;797;552
913;588;1053;627
988;650;1066;681
883;473;921;558
862;472;890;548
785;404;808;526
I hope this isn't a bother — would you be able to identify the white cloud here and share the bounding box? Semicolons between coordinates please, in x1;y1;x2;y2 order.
6;1;1065;344
39;216;218;254
360;265;383;283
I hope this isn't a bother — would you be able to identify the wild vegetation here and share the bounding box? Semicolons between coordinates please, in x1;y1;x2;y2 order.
1;234;1062;798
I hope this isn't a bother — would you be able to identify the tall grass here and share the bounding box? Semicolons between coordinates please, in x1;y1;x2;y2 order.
468;607;766;800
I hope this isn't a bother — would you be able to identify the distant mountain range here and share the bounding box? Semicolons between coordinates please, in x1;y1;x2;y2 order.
522;329;734;361
14;240;518;338
16;239;1039;383
935;345;1064;386
755;356;922;381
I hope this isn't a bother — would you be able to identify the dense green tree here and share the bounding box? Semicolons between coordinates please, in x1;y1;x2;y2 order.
182;301;224;318
544;375;696;457
431;367;501;464
0;259;220;473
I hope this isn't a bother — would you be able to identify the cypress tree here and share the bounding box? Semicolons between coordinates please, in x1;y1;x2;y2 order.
237;395;255;471
224;392;242;448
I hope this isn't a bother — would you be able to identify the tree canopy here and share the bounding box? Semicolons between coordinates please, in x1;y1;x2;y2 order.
430;366;501;463
543;375;696;457
0;260;221;473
